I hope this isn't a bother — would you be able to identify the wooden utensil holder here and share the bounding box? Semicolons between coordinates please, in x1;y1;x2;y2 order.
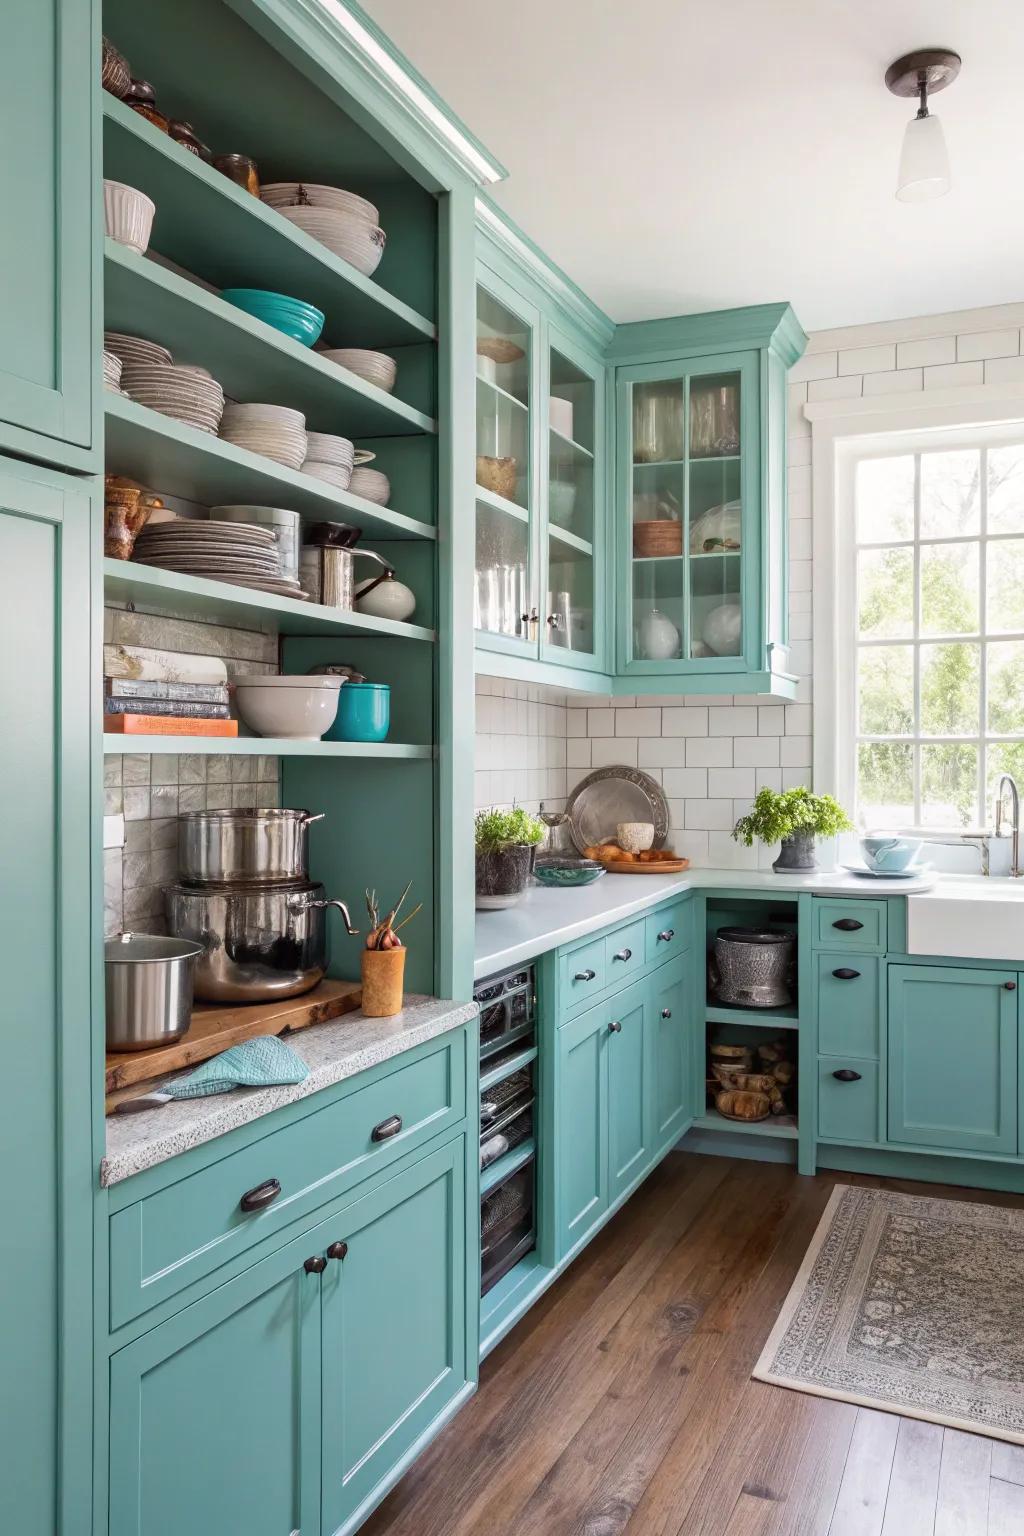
361;946;406;1017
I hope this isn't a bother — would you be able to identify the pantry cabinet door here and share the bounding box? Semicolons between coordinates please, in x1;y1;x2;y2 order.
556;1002;610;1257
0;0;96;458
320;1141;469;1536
109;1232;322;1536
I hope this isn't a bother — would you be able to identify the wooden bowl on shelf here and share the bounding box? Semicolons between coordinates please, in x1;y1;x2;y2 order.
633;519;683;558
477;455;517;501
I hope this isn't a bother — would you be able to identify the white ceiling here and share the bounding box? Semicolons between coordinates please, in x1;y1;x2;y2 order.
367;0;1024;332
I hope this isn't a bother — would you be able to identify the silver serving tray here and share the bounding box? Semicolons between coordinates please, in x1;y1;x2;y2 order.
566;765;669;854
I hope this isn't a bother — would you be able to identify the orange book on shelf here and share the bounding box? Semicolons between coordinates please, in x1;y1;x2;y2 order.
104;714;239;737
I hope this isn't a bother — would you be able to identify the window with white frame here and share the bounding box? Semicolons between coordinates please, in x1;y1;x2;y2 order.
843;434;1024;830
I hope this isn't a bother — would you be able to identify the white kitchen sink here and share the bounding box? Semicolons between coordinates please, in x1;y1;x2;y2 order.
907;878;1024;963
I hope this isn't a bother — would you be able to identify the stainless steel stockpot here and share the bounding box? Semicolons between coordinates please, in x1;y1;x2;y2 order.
165;879;358;1003
176;808;325;886
104;932;205;1050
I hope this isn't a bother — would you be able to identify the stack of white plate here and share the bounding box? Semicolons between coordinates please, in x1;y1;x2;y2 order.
302;431;355;491
102;350;124;394
348;465;391;506
274;205;386;278
104;332;172;371
318;348;397;394
219;402;307;470
119;362;226;434
131;519;309;600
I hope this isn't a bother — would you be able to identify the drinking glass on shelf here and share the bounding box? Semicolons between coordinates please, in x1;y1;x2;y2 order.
632;381;684;463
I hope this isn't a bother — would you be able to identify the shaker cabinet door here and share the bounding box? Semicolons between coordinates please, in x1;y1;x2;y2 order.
0;0;94;455
320;1141;469;1536
556;1002;610;1256
607;989;650;1201
109;1233;322;1536
888;965;1018;1155
649;960;691;1149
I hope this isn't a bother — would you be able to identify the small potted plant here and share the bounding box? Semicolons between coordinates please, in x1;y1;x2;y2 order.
361;882;420;1017
732;786;852;873
475;806;545;909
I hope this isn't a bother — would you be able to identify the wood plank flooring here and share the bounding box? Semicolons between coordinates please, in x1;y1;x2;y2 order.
362;1153;1024;1536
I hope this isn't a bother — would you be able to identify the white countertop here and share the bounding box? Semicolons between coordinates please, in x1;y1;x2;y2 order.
474;866;937;978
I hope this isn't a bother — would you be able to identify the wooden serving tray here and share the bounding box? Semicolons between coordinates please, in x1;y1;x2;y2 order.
594;857;690;875
104;977;362;1111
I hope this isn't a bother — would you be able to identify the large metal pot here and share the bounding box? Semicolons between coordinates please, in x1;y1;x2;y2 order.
105;932;205;1050
165;880;358;1002
711;927;796;1009
176;808;325;885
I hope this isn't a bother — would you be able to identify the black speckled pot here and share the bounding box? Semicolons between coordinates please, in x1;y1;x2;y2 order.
475;845;535;910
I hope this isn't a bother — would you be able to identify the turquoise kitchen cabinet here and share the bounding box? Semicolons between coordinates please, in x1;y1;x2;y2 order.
557;1001;611;1254
109;1222;321;1536
607;304;805;697
816;954;882;1059
0;0;96;465
320;1141;469;1536
650;959;691;1149
607;984;650;1201
888;965;1018;1156
818;1058;881;1144
0;460;95;1536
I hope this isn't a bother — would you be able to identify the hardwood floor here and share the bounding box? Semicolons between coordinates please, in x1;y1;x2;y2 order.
363;1152;1024;1536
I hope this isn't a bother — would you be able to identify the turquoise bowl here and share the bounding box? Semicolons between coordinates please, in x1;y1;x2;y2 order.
221;288;325;348
324;681;390;743
532;859;605;888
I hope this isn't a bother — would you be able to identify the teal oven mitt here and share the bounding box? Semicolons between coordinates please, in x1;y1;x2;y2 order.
114;1035;309;1113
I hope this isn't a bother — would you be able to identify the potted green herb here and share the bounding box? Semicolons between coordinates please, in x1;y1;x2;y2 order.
732;787;852;873
475;807;545;909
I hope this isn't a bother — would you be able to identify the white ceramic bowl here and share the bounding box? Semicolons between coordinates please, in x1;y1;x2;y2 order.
617;821;655;853
232;675;342;740
103;179;156;255
276;207;386;276
260;183;379;225
320;349;397;393
303;461;354;490
348;466;391;505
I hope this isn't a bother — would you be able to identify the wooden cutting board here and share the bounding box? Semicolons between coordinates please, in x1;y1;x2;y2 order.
104;977;362;1109
594;857;690;874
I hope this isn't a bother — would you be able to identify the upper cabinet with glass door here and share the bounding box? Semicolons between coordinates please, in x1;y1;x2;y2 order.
608;304;806;697
541;331;604;669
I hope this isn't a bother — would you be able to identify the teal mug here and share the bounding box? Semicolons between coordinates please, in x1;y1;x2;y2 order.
326;681;390;742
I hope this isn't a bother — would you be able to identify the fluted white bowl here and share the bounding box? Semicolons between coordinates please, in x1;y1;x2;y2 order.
103;179;156;255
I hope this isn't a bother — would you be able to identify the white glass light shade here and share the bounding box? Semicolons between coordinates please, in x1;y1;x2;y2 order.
896;111;951;201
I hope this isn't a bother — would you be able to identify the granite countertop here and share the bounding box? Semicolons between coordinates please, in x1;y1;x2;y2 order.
102;994;478;1187
474;866;938;978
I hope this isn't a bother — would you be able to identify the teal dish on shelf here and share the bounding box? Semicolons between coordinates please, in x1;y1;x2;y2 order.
532;859;605;888
325;681;390;742
220;288;325;347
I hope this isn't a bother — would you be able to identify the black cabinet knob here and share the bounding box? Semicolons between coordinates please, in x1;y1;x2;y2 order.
661;1008;672;1019
371;1114;403;1142
832;968;861;981
832;918;864;932
326;1241;348;1262
1005;982;1017;991
304;1255;327;1274
239;1177;281;1213
657;929;675;943
608;1020;622;1033
612;948;632;962
832;1069;862;1083
574;968;596;982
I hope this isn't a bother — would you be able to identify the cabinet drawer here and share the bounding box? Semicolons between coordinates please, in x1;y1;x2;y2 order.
816;954;881;1058
813;898;887;952
109;1031;467;1328
560;937;607;1012
645;902;689;966
604;919;647;985
818;1058;880;1143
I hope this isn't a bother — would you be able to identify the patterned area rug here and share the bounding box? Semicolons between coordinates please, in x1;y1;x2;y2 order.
754;1184;1024;1444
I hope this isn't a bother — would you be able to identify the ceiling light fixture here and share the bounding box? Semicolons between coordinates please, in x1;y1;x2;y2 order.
885;48;961;202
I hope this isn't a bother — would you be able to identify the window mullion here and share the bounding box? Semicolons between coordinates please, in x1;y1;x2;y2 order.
912;452;922;825
979;445;989;827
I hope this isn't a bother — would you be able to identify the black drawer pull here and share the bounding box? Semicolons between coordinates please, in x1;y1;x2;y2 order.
832;1069;862;1083
832;918;864;932
326;1241;348;1262
613;948;632;962
1006;982;1017;991
239;1177;281;1214
661;1008;672;1019
657;929;675;943
304;1255;327;1274
371;1114;403;1142
832;968;861;981
608;1020;622;1033
574;968;597;982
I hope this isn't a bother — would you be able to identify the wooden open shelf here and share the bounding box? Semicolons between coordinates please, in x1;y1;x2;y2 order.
693;1112;798;1139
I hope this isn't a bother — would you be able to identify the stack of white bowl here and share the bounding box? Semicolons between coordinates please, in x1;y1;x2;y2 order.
260;183;386;278
104;332;171;371
102;350;124;394
219;403;307;470
318;348;397;394
348;465;391;506
302;432;355;490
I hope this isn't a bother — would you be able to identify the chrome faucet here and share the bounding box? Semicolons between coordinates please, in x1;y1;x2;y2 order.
995;774;1021;878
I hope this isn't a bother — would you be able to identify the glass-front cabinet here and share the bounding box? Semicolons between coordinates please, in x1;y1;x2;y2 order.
474;248;608;678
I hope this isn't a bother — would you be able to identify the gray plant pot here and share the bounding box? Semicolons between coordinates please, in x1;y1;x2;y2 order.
772;828;817;873
475;845;535;910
